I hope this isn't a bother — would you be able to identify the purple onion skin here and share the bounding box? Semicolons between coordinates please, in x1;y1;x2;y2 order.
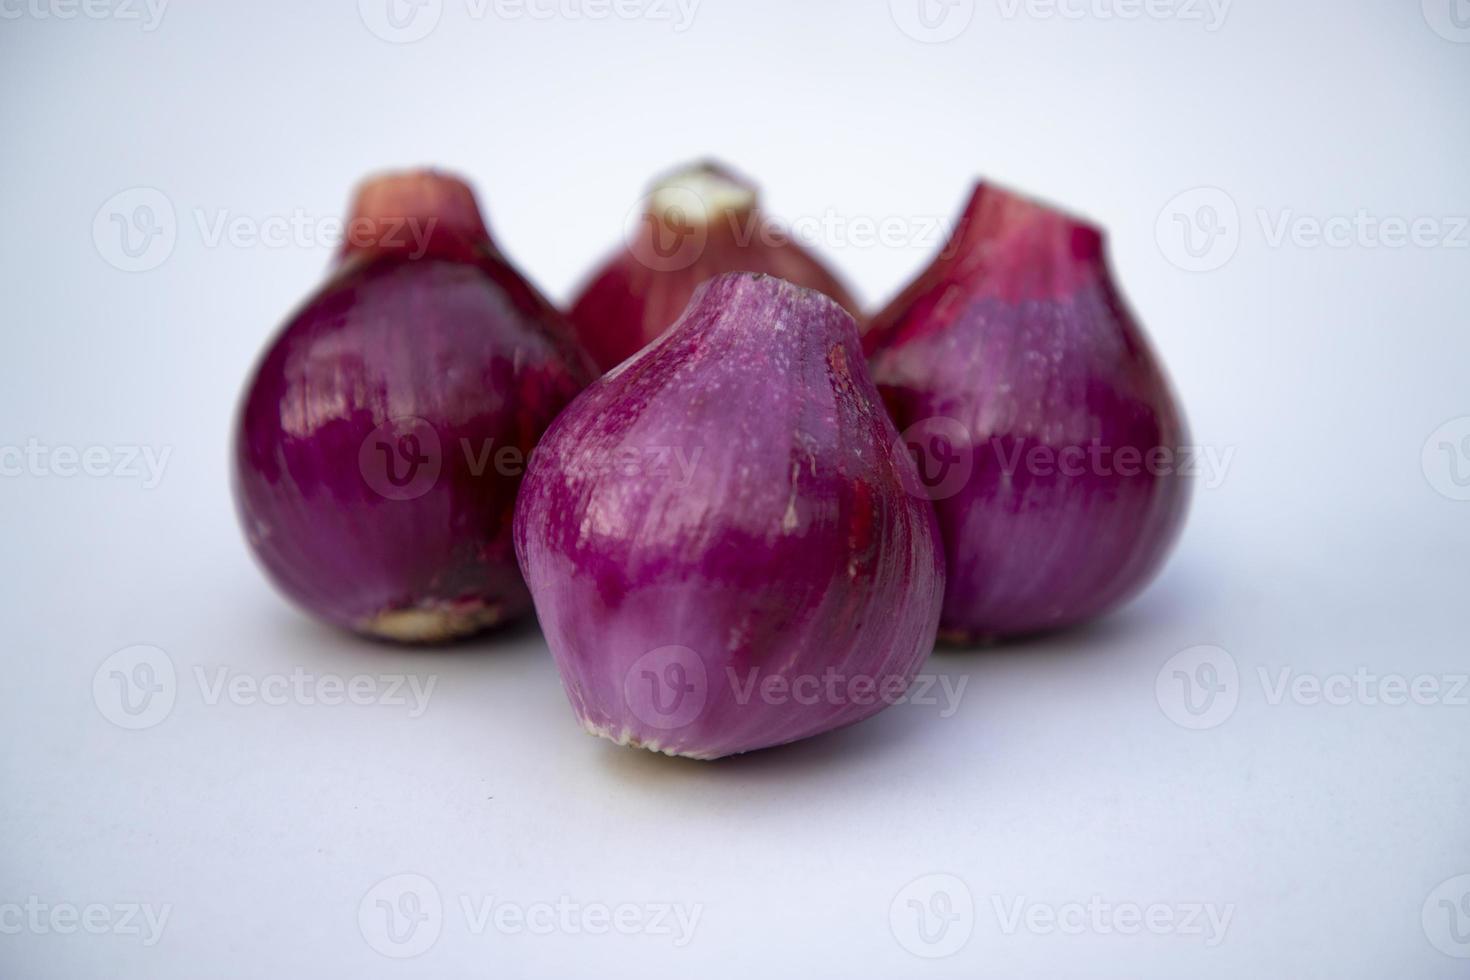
234;172;595;643
515;273;944;760
865;184;1190;643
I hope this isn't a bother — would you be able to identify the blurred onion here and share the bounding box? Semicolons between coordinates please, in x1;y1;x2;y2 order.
568;161;861;372
234;170;595;642
866;183;1190;642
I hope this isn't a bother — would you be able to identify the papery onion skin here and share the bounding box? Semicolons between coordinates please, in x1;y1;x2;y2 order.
567;161;862;373
233;170;595;643
515;272;944;760
865;183;1190;643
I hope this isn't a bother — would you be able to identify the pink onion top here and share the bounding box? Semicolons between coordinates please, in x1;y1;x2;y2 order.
568;161;862;372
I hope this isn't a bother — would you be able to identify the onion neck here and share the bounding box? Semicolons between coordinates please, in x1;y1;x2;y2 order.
645;160;759;234
942;183;1107;300
340;169;491;262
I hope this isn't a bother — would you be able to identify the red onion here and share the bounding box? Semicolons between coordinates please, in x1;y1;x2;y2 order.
515;273;944;759
865;184;1190;643
567;161;862;372
233;170;595;642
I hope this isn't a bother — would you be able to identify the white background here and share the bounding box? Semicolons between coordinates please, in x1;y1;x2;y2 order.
3;1;1469;977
